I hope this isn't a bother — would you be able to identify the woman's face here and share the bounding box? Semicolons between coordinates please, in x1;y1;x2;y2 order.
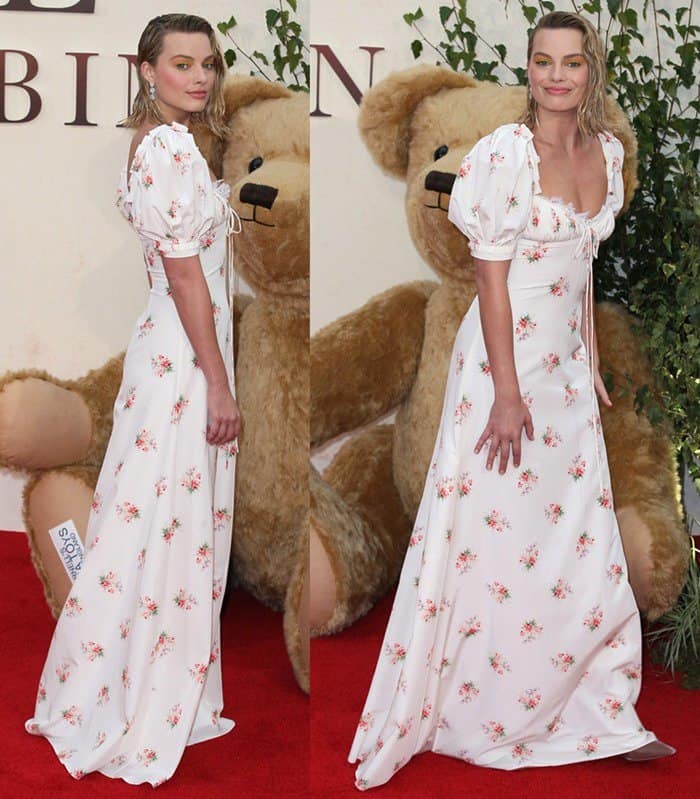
141;31;217;123
527;27;590;116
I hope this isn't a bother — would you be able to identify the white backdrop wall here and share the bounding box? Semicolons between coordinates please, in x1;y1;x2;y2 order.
0;0;309;530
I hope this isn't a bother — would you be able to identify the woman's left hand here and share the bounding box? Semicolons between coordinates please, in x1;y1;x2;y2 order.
593;368;613;407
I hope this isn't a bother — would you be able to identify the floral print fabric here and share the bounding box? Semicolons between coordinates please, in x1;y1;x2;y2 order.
25;122;237;787
348;123;658;790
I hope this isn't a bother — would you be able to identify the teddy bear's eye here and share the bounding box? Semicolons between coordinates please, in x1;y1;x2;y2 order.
248;156;264;173
433;145;449;161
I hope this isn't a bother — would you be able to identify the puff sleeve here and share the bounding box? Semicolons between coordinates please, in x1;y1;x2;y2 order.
129;124;216;258
447;123;534;261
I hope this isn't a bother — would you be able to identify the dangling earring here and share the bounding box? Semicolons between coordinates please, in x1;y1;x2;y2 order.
527;83;532;101
149;82;157;101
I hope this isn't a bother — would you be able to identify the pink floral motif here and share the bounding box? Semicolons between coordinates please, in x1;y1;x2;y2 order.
173;588;198;611
545;714;564;733
512;742;534;763
568;309;579;332
136;748;158;766
488;151;505;173
200;232;215;249
171;394;190;424
154;476;168;497
98;570;123;594
119;618;131;639
61;705;83;726
549;276;571;296
544;502;565;524
383;642;407;664
606;563;624;584
219;439;239;467
150;630;175;663
479;359;491;376
484;509;511;533
459;615;482;638
454;395;472;424
93;731;107;749
568;454;586;480
459;681;480;703
213;507;232;532
189;662;209;684
577;735;599;755
482;720;507;741
395;717;414;738
161;517;181;544
550;652;576;672
212;578;224;600
487;581;512;603
64;596;83;617
521;390;533;409
358;711;375;731
605;632;626;649
564;382;579;407
96;685;110;705
121;667;131;689
522;244;549;263
519;542;540;570
421;702;432;720
541;425;562;447
56;662;71;683
542;352;561;373
435;476;455;499
167;199;181;219
135;427;157;452
114;460;124;477
408;528;424;547
517;468;538;495
195;542;212;568
91;492;102;514
550;207;562;233
115;501;140;523
518;688;542;711
417;598;438;621
531;204;540;227
80;640;105;661
515;313;537;341
597;488;613;509
151;354;174;377
122;386;136;409
137;315;154;338
599;697;624;719
456;351;465;373
622;664;642;681
576;531;596;558
456;547;478;574
172;149;192;174
457;472;473;498
166;703;182;728
458;160;471;178
550;578;573;600
520;617;543;642
488;652;511;675
583;604;604;631
180;466;202;493
139;595;159;619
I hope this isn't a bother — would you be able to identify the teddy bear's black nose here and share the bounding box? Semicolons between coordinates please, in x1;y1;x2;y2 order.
425;170;456;196
240;183;279;210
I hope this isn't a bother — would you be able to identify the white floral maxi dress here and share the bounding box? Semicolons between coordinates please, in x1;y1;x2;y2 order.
25;121;239;786
348;122;659;790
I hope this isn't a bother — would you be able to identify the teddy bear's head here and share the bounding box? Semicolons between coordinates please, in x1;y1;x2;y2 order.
359;64;637;283
213;76;309;301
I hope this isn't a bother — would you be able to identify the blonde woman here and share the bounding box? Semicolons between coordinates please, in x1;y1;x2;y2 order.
25;14;241;786
349;12;674;790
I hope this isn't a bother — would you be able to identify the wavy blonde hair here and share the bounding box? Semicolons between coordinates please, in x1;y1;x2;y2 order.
519;11;609;137
121;13;228;138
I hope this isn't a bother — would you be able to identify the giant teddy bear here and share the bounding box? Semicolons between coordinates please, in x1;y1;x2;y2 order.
310;65;689;638
0;75;309;693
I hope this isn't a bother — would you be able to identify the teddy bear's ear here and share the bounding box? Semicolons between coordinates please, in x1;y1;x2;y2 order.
222;74;293;119
603;96;639;212
359;64;477;179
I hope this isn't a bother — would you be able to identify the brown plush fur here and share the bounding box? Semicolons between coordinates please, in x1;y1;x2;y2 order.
0;75;310;692
311;65;687;639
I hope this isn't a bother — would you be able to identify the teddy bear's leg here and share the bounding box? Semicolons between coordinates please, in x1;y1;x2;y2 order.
283;513;309;694
310;425;411;636
596;303;689;620
23;465;98;617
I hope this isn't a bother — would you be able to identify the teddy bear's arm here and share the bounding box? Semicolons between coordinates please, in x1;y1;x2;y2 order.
311;281;437;447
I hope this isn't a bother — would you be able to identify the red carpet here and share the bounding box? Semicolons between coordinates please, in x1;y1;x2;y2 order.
0;531;308;798
312;592;698;798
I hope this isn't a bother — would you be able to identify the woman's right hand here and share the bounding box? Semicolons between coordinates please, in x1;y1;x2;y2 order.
474;394;534;474
206;382;241;445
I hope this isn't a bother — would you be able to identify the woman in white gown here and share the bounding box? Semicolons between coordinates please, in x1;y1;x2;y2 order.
348;11;675;791
25;14;241;786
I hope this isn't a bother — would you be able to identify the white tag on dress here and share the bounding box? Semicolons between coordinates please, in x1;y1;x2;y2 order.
48;519;85;583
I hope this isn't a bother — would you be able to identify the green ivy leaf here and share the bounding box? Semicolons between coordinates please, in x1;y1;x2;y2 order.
412;39;423;59
439;5;453;24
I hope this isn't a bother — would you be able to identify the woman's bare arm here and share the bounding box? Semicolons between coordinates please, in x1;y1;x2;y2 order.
580;289;613;408
473;257;534;473
162;254;240;445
